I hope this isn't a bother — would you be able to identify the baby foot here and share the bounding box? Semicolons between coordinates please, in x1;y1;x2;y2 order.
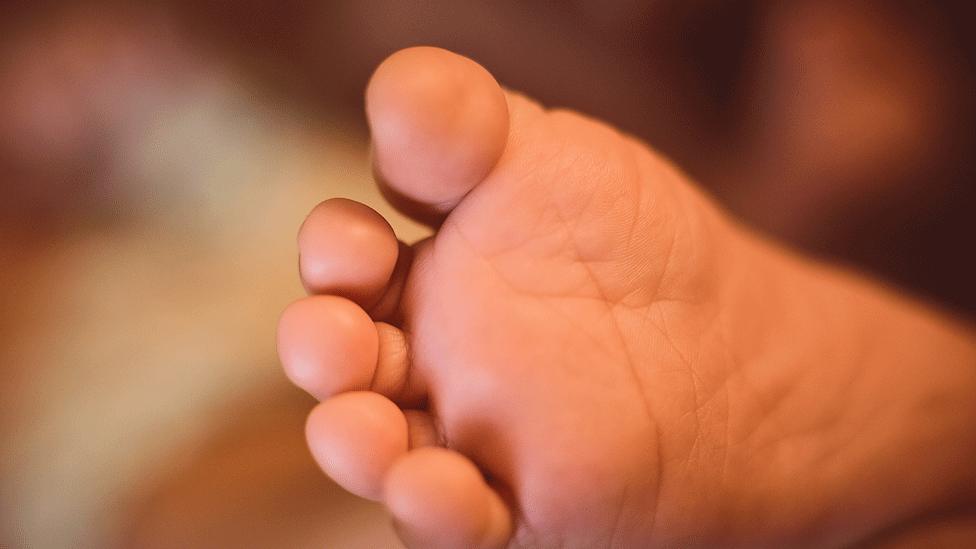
277;48;976;548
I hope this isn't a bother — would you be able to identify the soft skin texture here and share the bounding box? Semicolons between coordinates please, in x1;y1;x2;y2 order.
305;391;408;501
298;198;398;306
278;295;378;399
278;47;976;548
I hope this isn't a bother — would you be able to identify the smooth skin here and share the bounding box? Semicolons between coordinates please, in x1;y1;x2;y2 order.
277;47;976;548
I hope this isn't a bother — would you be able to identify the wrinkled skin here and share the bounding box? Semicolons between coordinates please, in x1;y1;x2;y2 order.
278;47;976;548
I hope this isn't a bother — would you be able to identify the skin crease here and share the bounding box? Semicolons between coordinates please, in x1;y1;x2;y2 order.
277;47;976;548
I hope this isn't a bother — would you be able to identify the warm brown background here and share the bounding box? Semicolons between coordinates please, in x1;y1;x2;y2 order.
2;1;974;547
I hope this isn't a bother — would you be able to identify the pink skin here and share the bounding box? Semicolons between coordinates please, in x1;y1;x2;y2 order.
306;391;408;501
297;199;399;306
278;296;377;400
277;47;976;548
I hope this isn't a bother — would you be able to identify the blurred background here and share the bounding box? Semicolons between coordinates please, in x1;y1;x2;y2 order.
1;1;974;547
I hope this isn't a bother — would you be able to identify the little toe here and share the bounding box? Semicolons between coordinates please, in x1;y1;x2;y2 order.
305;391;408;501
277;295;377;400
367;46;509;225
384;447;512;549
298;198;399;308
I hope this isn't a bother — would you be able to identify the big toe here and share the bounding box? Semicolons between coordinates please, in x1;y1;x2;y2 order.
367;46;509;224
